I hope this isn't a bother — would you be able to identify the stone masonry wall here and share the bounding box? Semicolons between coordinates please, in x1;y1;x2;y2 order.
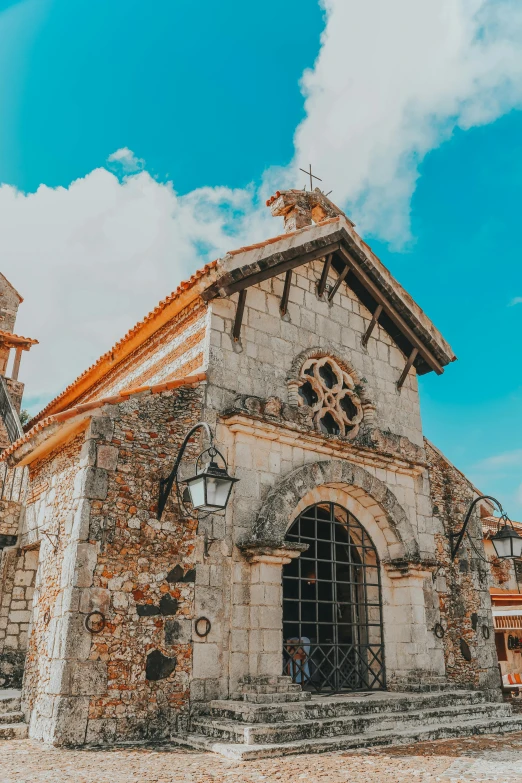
425;441;500;690
84;384;203;745
207;259;423;447
0;545;38;687
20;382;205;746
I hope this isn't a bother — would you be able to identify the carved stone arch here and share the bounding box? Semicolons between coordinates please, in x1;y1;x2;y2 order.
251;459;419;560
287;346;376;426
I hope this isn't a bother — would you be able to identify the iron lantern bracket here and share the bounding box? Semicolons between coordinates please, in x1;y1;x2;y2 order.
157;421;213;521
449;494;504;561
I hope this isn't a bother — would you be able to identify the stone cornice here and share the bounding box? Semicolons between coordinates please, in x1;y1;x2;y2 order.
221;407;426;477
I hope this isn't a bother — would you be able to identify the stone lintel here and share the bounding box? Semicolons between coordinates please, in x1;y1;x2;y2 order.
222;412;426;477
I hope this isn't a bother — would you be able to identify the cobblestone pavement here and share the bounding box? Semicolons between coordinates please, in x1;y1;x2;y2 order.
4;732;522;783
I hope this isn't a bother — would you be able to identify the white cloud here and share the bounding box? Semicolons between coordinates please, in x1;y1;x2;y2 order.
0;170;272;411
509;297;522;306
107;147;145;172
4;0;522;412
474;450;522;470
293;0;522;243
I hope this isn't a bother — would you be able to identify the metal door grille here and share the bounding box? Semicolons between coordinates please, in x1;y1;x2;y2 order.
283;502;385;693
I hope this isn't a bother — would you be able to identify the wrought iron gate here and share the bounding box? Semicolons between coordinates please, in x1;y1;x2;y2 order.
282;502;385;693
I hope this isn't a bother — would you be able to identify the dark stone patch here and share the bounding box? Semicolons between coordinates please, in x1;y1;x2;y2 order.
471;612;478;631
136;604;161;617
0;648;25;688
145;649;177;681
166;565;184;583
159;594;178;616
182;568;196;583
164;619;182;644
460;638;472;661
0;534;17;550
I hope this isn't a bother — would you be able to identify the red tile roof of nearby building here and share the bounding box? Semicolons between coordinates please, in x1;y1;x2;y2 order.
490;588;522;604
0;330;38;348
1;372;206;464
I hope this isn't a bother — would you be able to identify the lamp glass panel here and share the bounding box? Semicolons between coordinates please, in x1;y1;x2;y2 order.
512;535;522;559
187;476;207;509
206;476;232;508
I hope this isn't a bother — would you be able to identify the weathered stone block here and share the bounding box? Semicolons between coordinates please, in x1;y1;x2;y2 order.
96;445;119;471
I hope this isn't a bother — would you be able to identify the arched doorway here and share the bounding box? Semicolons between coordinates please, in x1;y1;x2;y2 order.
282;502;385;693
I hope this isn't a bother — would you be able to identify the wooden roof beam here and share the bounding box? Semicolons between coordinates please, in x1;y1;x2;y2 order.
219;242;341;297
337;246;444;375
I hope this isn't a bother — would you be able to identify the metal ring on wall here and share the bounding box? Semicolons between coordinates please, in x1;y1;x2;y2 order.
84;611;106;634
482;625;491;640
195;617;212;638
433;623;445;639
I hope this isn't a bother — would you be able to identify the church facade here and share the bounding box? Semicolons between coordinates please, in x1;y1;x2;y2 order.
0;190;519;752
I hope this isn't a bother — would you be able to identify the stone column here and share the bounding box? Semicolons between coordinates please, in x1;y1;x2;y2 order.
239;542;307;679
383;559;445;689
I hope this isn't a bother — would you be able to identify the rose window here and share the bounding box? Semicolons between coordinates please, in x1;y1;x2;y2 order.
297;356;363;439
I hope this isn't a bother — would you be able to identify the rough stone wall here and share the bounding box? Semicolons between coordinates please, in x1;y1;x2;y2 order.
77;301;208;404
19;382;204;746
425;441;499;690
84;384;203;745
207;260;423;447
0;545;38;686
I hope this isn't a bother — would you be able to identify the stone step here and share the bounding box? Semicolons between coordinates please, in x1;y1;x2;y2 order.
0;690;21;716
0;723;28;741
241;683;302;695
176;714;522;760
192;702;511;745
0;711;24;726
209;689;492;724
232;691;312;704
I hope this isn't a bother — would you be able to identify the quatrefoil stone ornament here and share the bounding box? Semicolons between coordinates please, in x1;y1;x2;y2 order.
297;356;363;439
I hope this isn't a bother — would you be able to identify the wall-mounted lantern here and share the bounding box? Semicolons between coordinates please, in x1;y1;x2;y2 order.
449;494;522;561
157;422;238;520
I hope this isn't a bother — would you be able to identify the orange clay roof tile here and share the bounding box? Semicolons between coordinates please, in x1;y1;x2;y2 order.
30;262;217;426
0;329;38;346
0;372;207;463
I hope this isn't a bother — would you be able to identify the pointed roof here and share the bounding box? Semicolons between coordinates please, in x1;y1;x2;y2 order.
30;203;456;427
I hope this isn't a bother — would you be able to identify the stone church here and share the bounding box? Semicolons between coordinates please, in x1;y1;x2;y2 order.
0;189;521;757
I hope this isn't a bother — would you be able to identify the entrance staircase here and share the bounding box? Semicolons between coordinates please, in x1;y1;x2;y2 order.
0;690;27;740
176;675;522;760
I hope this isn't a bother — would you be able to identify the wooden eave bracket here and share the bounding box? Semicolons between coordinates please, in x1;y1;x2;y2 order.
397;348;418;391
205;231;449;377
362;305;383;348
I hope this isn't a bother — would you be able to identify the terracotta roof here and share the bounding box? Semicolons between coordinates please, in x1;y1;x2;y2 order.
0;329;38;348
29;262;218;427
483;516;522;536
1;372;206;464
491;589;522;604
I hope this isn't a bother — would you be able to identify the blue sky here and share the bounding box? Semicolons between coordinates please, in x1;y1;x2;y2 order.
1;0;522;513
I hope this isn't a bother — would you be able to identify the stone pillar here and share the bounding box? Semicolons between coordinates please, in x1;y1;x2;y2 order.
240;542;307;679
383;559;445;689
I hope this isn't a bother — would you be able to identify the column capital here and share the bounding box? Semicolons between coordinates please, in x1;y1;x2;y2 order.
383;556;438;581
239;540;308;565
